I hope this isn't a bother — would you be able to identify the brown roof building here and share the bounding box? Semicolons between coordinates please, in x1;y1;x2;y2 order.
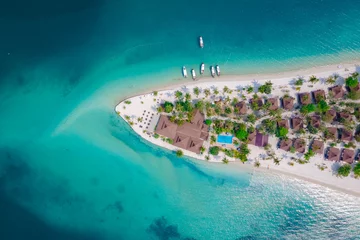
248;131;269;147
291;117;303;131
329;85;345;99
312;89;326;103
278;119;289;129
325;127;338;140
250;98;263;108
267;98;279;111
235;101;247;115
324;109;337;123
155;110;209;154
282;96;295;110
342;149;355;164
340;128;353;142
311;140;324;154
327;147;341;161
299;92;312;105
293;138;306;153
310;115;321;128
279;139;293;152
338;111;352;123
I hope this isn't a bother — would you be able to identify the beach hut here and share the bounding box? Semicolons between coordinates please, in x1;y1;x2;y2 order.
234;101;248;115
293;138;306;153
340;128;353;142
327;147;341;161
325;127;338;140
324;109;337;123
329;85;345;99
267;97;279;111
279;139;293;152
311;140;324;154
291;117;303;131
299;92;312;105
341;149;355;164
338;111;352;123
309;115;321;128
312;89;326;103
282;96;295;111
277;119;289;129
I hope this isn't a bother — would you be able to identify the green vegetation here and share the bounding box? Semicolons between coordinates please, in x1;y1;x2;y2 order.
124;100;132;104
209;146;220;155
185;93;191;101
247;114;256;124
164;101;174;113
345;76;358;88
316;100;329;113
276;127;288;139
193;87;200;97
237;144;250;163
176;150;184;157
290;146;296;154
235;123;248;141
262;118;277;135
204;88;211;97
304;150;315;161
200;146;205;154
166;138;173;144
223;86;230;94
300;104;316;115
337;164;351;177
326;76;336;85
153;91;158;96
295;77;304;86
205;119;212;125
247;86;253;94
258;81;273;94
175;90;183;100
222;158;229;164
254;161;260;168
309;75;319;84
353;163;360;178
344;141;356;149
213;88;219;95
224;149;234;158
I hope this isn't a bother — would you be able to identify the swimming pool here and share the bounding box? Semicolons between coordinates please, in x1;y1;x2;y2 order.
217;135;233;144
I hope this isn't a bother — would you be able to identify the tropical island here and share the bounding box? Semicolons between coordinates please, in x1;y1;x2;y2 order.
116;64;360;196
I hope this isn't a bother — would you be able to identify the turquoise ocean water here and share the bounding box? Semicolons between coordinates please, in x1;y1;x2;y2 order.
1;0;360;239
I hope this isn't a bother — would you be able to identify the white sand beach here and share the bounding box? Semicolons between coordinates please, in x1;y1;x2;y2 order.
116;61;360;196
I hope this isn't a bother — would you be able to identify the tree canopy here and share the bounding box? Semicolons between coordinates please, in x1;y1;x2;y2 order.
337;164;351;177
276;127;288;138
163;101;174;113
346;76;358;88
209;146;220;155
317;100;329;113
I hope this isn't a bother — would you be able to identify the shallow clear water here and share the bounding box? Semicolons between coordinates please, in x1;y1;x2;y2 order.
1;0;360;239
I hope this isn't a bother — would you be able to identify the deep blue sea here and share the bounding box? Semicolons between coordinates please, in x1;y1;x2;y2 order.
1;0;360;239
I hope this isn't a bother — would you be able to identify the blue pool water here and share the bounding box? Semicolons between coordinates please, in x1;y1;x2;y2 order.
1;0;360;239
217;135;233;144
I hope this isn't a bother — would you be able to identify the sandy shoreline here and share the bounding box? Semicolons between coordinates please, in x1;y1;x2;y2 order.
116;61;360;197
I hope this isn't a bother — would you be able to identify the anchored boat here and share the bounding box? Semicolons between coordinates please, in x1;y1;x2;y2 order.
191;69;196;80
200;63;205;74
199;36;204;48
182;66;187;78
210;66;215;77
216;65;220;76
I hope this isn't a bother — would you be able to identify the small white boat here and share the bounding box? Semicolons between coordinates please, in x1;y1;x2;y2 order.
210;66;215;77
182;66;187;78
216;65;220;76
191;69;196;80
200;63;205;74
199;36;204;48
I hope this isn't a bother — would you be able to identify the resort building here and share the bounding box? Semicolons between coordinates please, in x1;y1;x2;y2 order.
155;110;209;154
329;85;345;99
324;109;337;123
299;92;312;105
293;138;306;153
341;149;355;164
277;119;289;129
338;111;352;123
267;97;279;111
250;98;263;108
312;89;326;103
309;115;321;128
279;139;293;152
291;117;303;131
282;96;295;110
327;147;341;161
248;131;269;147
311;140;324;154
325;127;338;140
340;128;353;142
234;101;248;115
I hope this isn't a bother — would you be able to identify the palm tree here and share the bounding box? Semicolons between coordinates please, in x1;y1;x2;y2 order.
326;76;336;85
185;93;191;101
176;150;184;157
254;161;260;168
309;75;319;84
193;87;200;97
205;155;210;161
175;90;183;100
223;86;229;94
222;158;229;164
204;88;211;97
274;158;281;165
213;88;219;95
